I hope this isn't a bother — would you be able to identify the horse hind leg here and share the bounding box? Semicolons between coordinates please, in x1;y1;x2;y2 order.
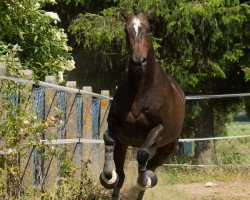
100;130;119;189
136;190;145;200
136;124;165;195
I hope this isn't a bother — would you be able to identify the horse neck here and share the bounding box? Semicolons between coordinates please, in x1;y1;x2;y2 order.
128;41;157;90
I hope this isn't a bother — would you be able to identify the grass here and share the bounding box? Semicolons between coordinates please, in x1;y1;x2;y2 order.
215;139;250;164
226;121;250;136
161;166;250;185
217;121;250;164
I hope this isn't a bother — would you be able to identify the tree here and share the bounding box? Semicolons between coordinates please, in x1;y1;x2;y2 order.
163;0;250;164
0;0;75;79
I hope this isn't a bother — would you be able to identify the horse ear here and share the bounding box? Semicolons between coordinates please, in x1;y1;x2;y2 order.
147;8;155;19
120;9;129;20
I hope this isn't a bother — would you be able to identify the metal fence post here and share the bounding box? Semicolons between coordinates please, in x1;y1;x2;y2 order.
33;86;45;191
76;94;83;139
33;145;38;189
183;141;193;157
76;94;83;177
57;90;66;179
44;76;58;188
92;98;100;172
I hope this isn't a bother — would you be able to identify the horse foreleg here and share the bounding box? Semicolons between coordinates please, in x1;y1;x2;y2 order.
136;139;179;200
147;138;179;171
136;124;165;191
100;130;119;189
112;140;128;200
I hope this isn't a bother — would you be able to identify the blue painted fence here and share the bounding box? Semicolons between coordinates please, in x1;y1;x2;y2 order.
32;86;104;189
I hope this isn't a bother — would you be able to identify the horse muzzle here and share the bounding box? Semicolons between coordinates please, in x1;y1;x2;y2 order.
131;57;147;68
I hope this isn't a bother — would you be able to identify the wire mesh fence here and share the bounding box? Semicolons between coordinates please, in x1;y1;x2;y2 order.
170;96;250;166
172;137;250;166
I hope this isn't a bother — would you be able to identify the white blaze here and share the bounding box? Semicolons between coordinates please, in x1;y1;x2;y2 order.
133;17;141;37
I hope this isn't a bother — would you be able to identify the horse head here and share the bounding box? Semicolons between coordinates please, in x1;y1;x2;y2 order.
120;9;155;69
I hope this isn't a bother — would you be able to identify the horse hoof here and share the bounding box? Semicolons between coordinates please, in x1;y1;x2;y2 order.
145;170;158;187
137;170;158;190
100;170;119;189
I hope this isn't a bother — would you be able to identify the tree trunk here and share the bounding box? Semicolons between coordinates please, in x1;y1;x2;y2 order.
193;101;217;165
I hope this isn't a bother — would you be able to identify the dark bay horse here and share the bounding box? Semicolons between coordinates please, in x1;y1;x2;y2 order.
100;9;185;200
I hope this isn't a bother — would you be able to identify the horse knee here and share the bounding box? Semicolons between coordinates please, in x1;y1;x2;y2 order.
137;148;150;166
103;130;115;145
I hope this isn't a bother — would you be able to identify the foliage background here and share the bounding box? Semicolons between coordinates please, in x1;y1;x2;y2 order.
66;0;250;91
0;0;75;80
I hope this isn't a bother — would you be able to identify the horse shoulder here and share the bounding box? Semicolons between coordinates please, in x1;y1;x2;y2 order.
108;80;135;120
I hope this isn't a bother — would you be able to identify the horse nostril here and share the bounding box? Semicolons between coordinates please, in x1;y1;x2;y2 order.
130;57;135;63
133;58;141;65
132;57;146;66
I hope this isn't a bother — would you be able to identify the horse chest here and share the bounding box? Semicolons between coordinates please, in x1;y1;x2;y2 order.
124;110;148;126
117;111;149;146
123;102;156;128
116;93;162;128
111;79;167;131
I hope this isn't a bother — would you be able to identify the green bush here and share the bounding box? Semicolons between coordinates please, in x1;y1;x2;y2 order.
0;0;75;80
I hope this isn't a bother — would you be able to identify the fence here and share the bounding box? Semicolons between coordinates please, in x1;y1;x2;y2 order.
0;63;112;193
0;62;250;193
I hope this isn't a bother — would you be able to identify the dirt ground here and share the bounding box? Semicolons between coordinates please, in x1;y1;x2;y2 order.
118;163;250;200
119;178;250;200
143;180;250;200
